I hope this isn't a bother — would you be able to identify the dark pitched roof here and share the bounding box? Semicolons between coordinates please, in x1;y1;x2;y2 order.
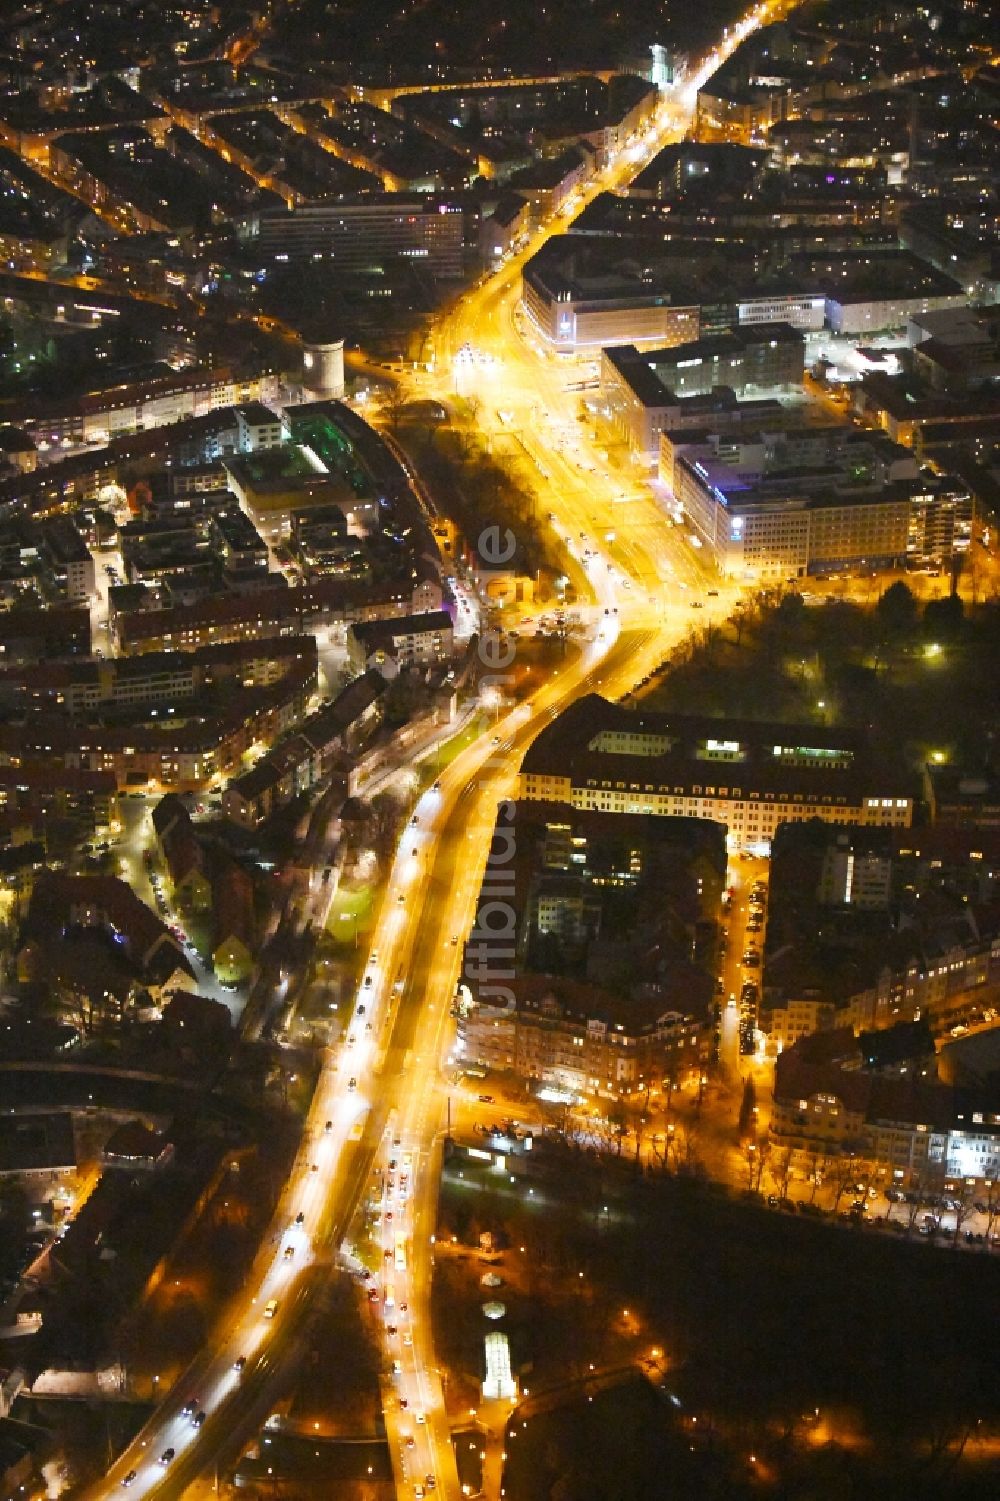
103;1120;170;1164
152;793;192;841
774;1053;1000;1135
788;1026;860;1066
494;971;698;1037
22;873;191;976
858;1018;935;1070
213;860;255;952
162;825;207;887
162;990;232;1033
350;609;453;651
0;1112;76;1173
300;669;385;753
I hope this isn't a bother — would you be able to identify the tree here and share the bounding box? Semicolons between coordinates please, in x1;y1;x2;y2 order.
828;1150;865;1213
775;592;806;629
805;1150;828;1202
876;580;918;638
737;1075;756;1141
902;1186;927;1239
980;1169;1000;1248
743;1137;768;1192
950;1187;977;1248
922;591;964;641
380;384;409;435
49;940;138;1036
666;1118;701;1176
607;1103;629;1157
767;1145;793;1201
364;790;405;867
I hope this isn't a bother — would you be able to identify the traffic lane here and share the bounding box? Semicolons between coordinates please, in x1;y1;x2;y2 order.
92;854;415;1494
93;14;774;1494
140;1271;320;1501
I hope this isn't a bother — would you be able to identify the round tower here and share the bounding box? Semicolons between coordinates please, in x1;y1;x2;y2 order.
302;337;345;397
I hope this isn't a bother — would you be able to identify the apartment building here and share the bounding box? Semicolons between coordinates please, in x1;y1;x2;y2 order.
519;696;914;848
0;659;316;792
0;764;119;843
817;831;894;910
222;734;321;828
114;573;443;654
0;635;315;716
10;366;280;448
347;609;454;676
36;516;94;602
459;974;706;1101
770;1050;1000;1183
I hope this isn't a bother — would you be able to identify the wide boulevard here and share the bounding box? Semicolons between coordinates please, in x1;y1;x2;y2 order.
84;6;792;1500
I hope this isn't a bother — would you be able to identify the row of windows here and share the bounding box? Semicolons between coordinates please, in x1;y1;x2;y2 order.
575;779;857;807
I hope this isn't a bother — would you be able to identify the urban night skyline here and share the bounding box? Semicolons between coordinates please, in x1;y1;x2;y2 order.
0;2;998;1500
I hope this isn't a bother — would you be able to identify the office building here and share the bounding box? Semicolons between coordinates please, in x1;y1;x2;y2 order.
665;425;971;578
600;333;798;457
239;194;467;277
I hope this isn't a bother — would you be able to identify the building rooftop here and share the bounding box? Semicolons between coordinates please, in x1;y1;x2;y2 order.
350;608;452;649
0;1111;76;1173
235;401;282;428
487;971;700;1039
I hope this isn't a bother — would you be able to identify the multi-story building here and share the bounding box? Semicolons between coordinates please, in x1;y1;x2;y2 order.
817;831;893;910
114;572;443;654
924;764;1000;830
239;194;468;277
0;764;119;844
666;424;971;578
623;325;806;401
235;403;287;452
770;1049;1000;1184
10;366;280;448
459;974;707;1101
506;143;596;226
0;658;316;793
519;695;914;849
209;506;269;577
347;609;454;675
600;340;794;458
222;734;321;828
0;635;315;717
763;997;837;1054
522;237;701;353
36;516;95;602
0;604;90;663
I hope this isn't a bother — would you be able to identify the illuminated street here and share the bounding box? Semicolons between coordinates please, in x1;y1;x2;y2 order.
52;2;990;1501
69;7;904;1501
